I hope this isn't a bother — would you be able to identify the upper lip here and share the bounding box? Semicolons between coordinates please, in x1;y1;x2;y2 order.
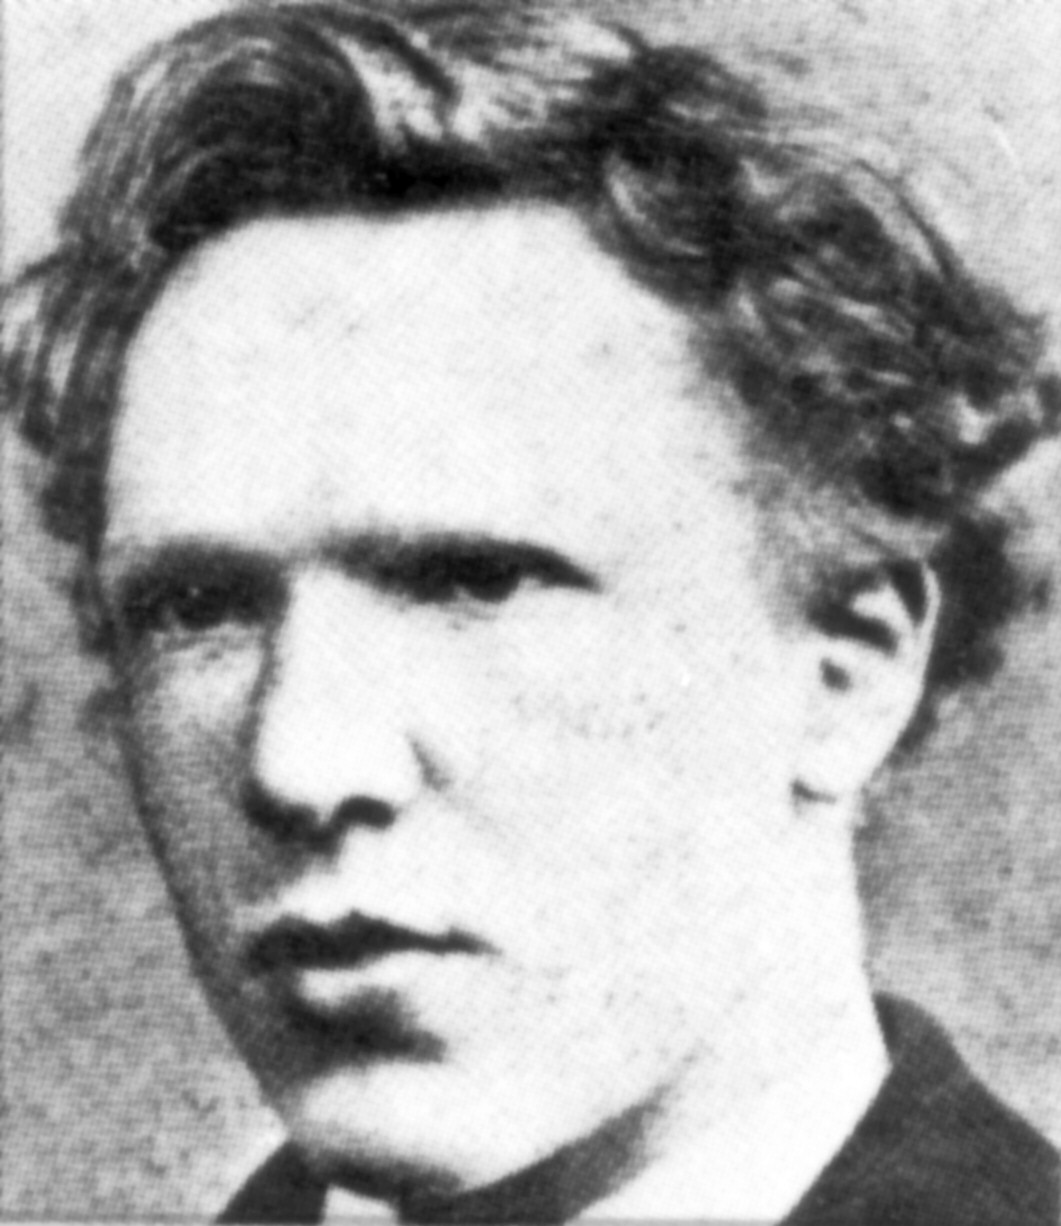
246;911;489;977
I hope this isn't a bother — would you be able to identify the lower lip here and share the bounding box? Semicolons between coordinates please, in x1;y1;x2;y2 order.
279;953;437;1017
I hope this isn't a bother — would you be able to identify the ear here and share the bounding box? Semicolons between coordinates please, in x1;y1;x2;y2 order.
796;563;940;803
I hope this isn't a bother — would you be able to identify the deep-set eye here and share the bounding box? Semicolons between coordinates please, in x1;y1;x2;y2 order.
398;549;530;606
122;573;270;639
394;550;523;605
166;582;244;631
450;553;524;603
373;538;599;609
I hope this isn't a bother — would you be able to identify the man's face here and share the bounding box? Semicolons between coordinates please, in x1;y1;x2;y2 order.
100;207;823;1191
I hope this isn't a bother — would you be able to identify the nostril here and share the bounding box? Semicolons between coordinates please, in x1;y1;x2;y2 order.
333;795;396;831
241;775;319;842
241;775;397;844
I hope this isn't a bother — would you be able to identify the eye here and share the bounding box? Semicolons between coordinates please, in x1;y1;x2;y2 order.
398;550;525;605
121;571;273;640
448;552;525;603
377;541;598;609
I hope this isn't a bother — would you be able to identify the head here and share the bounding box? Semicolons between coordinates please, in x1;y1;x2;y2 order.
3;0;1057;1205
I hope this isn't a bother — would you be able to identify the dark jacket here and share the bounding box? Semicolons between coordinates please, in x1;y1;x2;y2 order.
221;995;1059;1224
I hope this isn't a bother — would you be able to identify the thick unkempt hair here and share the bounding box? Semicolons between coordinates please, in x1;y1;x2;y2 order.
3;0;1057;711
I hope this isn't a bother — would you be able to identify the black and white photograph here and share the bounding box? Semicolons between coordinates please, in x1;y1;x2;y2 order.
3;2;1061;1221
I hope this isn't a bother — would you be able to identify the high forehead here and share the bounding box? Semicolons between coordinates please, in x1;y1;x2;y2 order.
133;204;693;360
108;204;753;557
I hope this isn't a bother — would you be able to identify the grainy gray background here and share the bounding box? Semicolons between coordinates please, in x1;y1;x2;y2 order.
3;0;1061;1217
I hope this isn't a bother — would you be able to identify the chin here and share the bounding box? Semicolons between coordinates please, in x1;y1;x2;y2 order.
277;1062;521;1197
277;1057;616;1203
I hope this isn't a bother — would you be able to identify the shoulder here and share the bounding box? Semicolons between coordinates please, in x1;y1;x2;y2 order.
219;1143;326;1224
788;994;1059;1226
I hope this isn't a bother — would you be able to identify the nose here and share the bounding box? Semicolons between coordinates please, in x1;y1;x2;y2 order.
245;569;424;842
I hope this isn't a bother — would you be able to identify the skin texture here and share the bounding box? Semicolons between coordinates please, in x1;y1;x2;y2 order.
98;206;914;1205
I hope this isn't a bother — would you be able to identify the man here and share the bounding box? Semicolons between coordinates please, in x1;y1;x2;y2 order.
3;2;1058;1221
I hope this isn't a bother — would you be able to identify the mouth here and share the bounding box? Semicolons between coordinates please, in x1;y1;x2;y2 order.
246;917;485;1000
247;912;487;978
244;913;489;1059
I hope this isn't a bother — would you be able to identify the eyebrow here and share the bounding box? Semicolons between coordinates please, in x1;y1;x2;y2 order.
100;529;602;606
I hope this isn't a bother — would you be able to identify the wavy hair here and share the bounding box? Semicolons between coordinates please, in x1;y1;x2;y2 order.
3;0;1057;715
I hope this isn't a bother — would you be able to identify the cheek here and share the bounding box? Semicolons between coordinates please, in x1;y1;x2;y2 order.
121;640;263;886
464;601;796;930
129;635;262;754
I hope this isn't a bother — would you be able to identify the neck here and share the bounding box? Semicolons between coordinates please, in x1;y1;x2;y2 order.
588;984;888;1220
591;817;889;1221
